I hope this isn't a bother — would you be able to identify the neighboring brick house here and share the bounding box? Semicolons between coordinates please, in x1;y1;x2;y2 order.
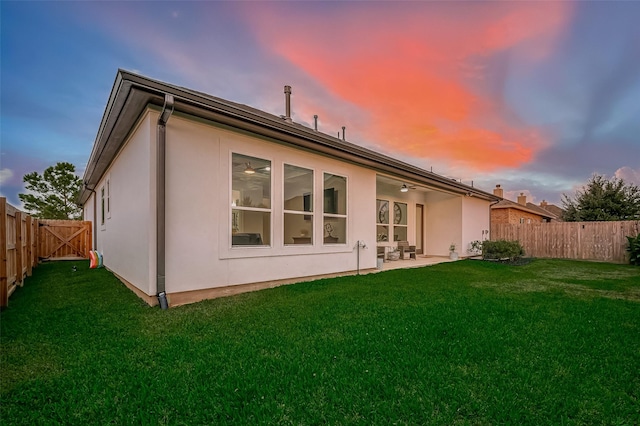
538;200;565;221
490;185;557;224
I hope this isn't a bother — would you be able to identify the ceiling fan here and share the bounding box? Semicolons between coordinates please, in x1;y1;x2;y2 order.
400;183;417;192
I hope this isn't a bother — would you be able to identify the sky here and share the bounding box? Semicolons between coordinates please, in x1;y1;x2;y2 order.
1;1;639;208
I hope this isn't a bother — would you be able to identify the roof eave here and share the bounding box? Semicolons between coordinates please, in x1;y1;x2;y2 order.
79;70;499;204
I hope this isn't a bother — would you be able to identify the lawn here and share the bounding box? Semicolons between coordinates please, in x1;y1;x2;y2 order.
1;259;639;425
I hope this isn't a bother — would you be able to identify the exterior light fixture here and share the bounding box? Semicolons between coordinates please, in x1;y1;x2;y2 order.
244;163;256;174
400;184;409;193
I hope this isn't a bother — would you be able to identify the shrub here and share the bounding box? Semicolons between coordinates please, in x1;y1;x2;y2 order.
468;240;483;255
626;234;640;266
482;240;524;261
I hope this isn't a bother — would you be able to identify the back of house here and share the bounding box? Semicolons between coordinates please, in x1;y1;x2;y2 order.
78;70;497;307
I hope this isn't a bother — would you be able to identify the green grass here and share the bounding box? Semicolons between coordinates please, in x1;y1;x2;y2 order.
1;259;639;425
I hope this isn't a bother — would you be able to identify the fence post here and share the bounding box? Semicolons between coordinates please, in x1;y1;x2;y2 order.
26;215;33;277
0;198;7;308
33;219;39;266
15;211;24;286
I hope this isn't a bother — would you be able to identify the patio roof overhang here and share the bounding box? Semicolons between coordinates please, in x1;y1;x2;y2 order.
79;70;499;205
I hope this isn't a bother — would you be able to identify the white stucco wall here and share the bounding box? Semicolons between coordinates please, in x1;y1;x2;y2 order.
163;112;377;294
461;196;490;255
92;111;156;296
422;193;490;257
83;193;95;237
424;191;462;256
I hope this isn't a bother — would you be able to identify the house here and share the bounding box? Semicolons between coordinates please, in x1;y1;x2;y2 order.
490;185;557;224
538;200;565;221
78;70;499;307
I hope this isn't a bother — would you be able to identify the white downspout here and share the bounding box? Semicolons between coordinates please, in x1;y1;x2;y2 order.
156;94;174;309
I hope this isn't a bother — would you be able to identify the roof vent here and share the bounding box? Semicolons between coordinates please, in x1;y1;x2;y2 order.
284;85;292;123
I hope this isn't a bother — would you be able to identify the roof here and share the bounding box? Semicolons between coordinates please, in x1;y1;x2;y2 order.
79;69;499;204
491;199;557;220
539;203;565;219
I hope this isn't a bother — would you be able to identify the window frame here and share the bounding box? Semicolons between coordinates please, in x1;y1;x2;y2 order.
376;199;390;242
100;185;105;228
230;152;273;248
106;177;111;219
283;163;315;246
392;201;408;242
322;172;348;245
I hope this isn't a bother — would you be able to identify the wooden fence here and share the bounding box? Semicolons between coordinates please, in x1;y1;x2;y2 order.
491;220;640;264
1;197;92;308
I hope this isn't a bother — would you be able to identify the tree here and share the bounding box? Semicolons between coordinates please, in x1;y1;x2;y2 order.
18;162;83;220
562;174;640;222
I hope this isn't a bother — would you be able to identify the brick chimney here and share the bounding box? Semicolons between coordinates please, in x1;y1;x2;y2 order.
540;200;548;207
493;184;504;198
517;193;527;205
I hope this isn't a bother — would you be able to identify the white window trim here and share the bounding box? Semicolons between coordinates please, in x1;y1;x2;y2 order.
283;162;315;246
230;151;273;249
322;171;348;245
392;201;408;242
100;185;106;230
106;176;111;220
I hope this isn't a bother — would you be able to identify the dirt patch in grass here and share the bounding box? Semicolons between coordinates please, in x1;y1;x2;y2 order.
479;257;534;266
470;259;640;301
471;279;640;301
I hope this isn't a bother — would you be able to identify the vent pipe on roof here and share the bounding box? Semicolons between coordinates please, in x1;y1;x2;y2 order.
284;85;292;123
314;115;318;131
342;126;346;141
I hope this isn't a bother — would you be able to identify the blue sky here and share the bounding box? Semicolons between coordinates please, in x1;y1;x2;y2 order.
1;1;639;207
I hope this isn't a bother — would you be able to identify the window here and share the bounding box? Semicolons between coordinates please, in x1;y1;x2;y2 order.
100;186;105;226
106;179;111;219
231;153;271;246
376;199;389;242
323;173;347;244
393;202;408;241
284;164;314;245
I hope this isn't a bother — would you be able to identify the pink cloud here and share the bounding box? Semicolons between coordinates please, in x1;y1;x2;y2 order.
240;2;574;171
615;166;640;185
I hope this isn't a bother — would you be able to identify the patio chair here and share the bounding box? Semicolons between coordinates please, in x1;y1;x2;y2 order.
397;241;416;260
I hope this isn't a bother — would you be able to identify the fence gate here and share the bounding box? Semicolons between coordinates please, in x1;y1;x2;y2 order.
38;220;92;260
